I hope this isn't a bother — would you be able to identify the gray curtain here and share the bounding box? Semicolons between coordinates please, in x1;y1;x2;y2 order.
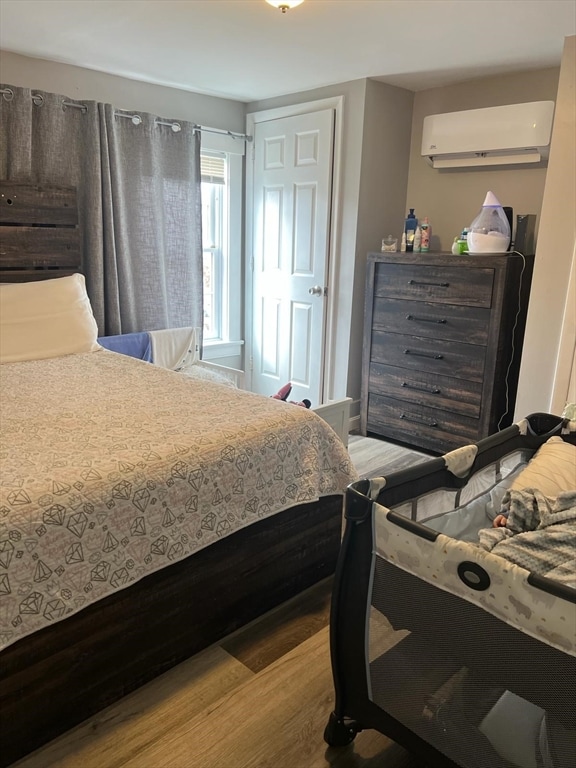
0;85;203;336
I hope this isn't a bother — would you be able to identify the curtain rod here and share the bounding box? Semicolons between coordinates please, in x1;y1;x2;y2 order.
114;112;252;141
0;89;253;142
1;87;86;112
197;125;253;143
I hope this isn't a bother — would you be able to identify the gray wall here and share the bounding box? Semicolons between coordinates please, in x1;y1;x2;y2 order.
2;47;571;419
249;68;562;415
403;62;575;423
405;68;560;252
516;36;576;417
0;50;245;130
248;78;414;409
350;79;413;403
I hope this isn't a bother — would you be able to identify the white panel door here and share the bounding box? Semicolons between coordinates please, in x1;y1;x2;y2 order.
250;109;334;406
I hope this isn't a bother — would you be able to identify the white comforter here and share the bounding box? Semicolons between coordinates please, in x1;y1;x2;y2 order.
0;350;357;650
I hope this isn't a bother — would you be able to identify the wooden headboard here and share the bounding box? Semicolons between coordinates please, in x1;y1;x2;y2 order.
0;180;81;282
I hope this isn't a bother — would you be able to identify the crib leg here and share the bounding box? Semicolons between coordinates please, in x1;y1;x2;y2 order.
323;711;360;746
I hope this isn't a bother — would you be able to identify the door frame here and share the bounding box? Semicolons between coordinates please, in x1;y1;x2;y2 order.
244;96;344;404
551;239;576;413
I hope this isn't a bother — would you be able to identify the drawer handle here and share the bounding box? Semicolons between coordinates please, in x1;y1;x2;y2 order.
404;349;444;360
400;412;439;428
408;280;450;288
406;314;447;324
402;381;441;394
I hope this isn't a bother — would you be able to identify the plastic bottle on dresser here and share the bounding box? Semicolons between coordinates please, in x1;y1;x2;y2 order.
420;217;430;252
413;226;422;253
404;208;418;252
400;232;407;252
458;228;469;254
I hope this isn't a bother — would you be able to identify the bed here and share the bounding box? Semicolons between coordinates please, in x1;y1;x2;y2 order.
0;181;358;766
325;412;576;768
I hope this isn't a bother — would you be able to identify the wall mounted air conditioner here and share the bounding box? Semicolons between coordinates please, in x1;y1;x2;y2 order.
422;101;555;169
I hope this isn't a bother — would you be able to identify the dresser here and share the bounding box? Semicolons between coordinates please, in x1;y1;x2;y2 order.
361;251;533;453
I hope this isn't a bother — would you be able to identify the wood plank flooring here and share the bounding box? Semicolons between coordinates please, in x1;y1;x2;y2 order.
347;434;431;479
12;580;422;768
10;436;429;768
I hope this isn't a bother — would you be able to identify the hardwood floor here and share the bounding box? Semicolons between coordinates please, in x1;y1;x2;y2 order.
11;436;429;768
12;579;422;768
347;434;431;479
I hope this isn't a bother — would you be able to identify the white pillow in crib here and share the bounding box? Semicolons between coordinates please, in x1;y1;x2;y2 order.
0;274;100;363
509;437;576;498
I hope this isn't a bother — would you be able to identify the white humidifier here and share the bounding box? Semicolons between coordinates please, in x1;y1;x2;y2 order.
466;191;511;254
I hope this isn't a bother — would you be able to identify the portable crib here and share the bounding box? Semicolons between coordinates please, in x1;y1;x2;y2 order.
325;413;576;768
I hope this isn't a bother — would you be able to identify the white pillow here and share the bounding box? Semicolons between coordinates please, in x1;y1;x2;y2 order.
509;436;576;498
0;274;100;363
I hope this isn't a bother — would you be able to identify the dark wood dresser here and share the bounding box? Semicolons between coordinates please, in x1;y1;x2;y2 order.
361;251;533;453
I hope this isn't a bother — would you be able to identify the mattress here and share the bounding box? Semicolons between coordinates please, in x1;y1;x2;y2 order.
0;349;357;650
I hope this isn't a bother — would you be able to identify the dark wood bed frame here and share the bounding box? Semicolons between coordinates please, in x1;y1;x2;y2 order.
0;181;345;766
0;180;81;282
2;497;342;767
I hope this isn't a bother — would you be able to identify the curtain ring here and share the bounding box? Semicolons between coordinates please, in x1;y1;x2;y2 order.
1;87;14;102
32;93;44;107
113;111;143;125
155;119;181;132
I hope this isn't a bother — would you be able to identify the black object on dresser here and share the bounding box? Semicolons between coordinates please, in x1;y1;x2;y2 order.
361;251;534;453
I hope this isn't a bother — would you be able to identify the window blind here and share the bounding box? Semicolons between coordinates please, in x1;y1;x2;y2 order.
201;154;226;185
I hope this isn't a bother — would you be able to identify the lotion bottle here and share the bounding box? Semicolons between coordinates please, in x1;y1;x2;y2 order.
400;232;407;252
420;217;430;252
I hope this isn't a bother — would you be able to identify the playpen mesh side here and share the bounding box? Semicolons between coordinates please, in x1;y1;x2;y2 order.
367;555;576;768
390;448;532;526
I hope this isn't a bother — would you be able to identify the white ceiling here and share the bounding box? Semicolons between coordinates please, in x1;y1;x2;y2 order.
1;0;575;102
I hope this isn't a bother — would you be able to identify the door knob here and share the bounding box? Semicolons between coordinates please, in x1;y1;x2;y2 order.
308;285;325;296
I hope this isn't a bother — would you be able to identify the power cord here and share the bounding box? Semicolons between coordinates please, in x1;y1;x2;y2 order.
497;250;526;431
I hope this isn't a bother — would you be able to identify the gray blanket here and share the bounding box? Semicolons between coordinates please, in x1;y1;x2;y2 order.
477;489;576;587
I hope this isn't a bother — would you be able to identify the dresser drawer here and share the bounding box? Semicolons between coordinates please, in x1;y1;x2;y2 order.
372;297;490;345
367;394;480;453
369;363;482;418
374;263;494;307
361;252;533;452
371;331;486;382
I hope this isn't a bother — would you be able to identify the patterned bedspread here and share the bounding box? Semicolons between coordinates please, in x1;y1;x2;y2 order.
0;350;357;650
478;489;576;587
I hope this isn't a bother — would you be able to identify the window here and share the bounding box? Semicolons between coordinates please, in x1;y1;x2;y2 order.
199;134;243;363
201;153;226;340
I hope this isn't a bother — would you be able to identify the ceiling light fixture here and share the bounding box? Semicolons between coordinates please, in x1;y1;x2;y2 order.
266;0;304;12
